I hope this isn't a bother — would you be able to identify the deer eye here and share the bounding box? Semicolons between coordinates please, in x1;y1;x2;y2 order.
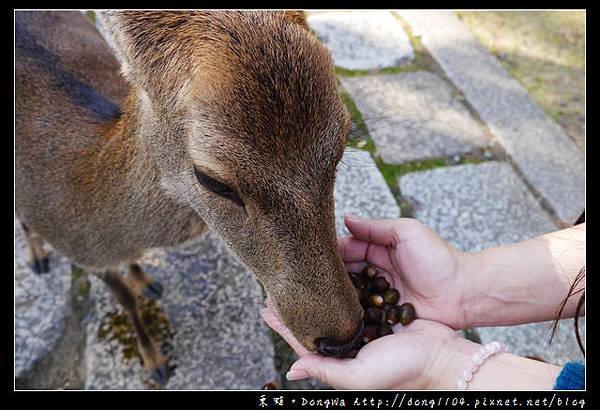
194;166;244;207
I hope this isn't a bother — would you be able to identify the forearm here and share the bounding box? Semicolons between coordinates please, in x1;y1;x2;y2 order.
462;224;585;328
429;338;562;390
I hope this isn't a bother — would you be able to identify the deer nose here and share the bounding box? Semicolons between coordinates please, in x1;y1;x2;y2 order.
314;321;365;358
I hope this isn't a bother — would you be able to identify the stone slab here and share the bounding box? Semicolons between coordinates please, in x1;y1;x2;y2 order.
307;11;414;70
399;161;557;252
15;218;72;380
335;149;401;236
341;72;491;163
84;231;279;390
396;10;585;224
399;162;584;364
477;319;585;366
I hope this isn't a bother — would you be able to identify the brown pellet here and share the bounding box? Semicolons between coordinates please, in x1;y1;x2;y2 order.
340;268;417;359
359;288;371;305
383;288;400;305
368;294;385;308
350;272;366;289
362;265;377;281
385;305;402;325
371;276;390;294
398;303;416;326
364;307;384;324
377;324;393;338
362;324;378;343
262;382;278;389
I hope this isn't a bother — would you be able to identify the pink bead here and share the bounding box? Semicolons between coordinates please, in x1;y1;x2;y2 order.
456;341;505;390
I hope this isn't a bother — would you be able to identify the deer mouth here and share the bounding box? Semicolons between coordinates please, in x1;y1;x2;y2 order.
314;321;365;358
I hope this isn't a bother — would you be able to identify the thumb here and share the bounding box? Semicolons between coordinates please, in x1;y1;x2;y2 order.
286;353;359;389
344;214;400;247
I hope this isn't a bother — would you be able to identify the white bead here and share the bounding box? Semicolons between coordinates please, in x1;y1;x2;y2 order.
456;340;504;391
474;352;485;365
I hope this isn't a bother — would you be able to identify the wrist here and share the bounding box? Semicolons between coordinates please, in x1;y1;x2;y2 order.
456;250;487;328
425;337;562;390
424;337;480;389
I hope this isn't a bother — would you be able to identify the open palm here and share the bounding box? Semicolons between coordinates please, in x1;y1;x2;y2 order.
261;302;459;389
339;215;469;330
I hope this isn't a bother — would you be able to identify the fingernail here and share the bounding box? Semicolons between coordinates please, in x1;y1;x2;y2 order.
286;369;309;381
346;213;361;220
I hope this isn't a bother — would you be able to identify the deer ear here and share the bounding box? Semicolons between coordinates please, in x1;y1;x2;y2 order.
277;11;309;31
97;11;194;101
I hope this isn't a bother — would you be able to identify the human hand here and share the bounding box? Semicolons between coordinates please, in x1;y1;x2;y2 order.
339;214;471;330
261;300;466;389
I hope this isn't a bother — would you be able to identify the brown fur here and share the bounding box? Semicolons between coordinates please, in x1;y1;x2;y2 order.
15;10;362;367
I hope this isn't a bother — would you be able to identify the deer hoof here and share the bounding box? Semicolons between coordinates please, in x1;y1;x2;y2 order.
30;257;50;274
150;366;171;386
141;281;164;300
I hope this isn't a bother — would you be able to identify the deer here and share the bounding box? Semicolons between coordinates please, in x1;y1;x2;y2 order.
15;10;365;386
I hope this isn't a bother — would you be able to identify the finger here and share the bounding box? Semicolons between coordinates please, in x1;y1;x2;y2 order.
286;353;361;389
344;214;401;247
338;236;369;262
342;242;397;277
260;305;310;357
344;261;368;274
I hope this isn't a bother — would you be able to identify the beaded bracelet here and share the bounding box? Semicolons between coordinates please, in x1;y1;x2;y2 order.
457;341;508;390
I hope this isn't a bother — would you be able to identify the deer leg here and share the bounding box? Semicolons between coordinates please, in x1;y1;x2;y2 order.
126;263;164;301
100;270;170;386
21;222;49;274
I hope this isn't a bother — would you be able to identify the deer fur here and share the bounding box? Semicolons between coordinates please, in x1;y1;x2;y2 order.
15;10;363;383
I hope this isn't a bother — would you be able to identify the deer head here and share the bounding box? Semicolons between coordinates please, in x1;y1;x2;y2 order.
99;10;364;353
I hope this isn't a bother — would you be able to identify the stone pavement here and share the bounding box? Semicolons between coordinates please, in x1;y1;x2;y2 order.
15;10;585;389
334;149;401;236
307;11;414;70
15;218;72;383
399;163;584;363
341;72;491;163
309;10;585;366
84;231;279;390
399;162;557;252
14;149;401;390
396;10;585;224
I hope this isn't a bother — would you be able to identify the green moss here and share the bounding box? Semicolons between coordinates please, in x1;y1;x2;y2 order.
97;299;176;363
375;157;448;190
340;90;377;154
346;136;376;153
455;11;585;150
85;10;96;23
340;91;366;132
71;266;91;296
379;65;420;75
335;67;373;77
335;64;420;77
72;266;85;281
392;14;445;74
